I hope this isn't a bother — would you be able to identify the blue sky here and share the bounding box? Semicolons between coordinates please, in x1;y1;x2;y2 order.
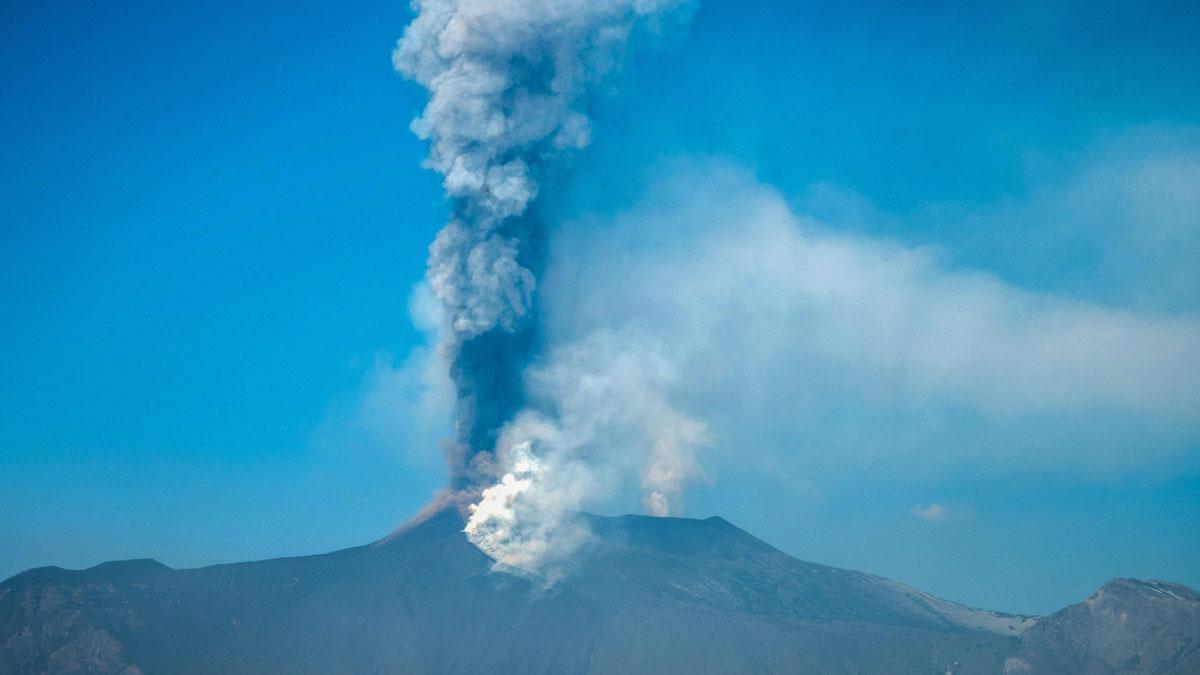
3;0;1198;615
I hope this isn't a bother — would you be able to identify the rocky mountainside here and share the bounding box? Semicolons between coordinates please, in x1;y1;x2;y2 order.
1;509;1195;674
1011;578;1200;673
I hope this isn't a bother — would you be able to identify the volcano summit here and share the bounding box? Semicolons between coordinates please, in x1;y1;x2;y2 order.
2;510;1196;674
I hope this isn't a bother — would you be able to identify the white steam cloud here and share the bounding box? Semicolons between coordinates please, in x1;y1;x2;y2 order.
910;503;950;523
542;162;1200;482
395;0;698;573
464;332;709;571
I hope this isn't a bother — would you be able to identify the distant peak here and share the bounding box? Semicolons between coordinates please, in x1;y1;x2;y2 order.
89;558;170;573
1093;577;1200;602
583;512;740;528
3;558;170;587
573;511;771;560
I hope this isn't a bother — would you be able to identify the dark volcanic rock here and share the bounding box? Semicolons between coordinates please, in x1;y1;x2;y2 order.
1;510;1194;674
1011;578;1200;674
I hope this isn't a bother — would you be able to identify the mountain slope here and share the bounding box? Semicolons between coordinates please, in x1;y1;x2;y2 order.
1;509;1194;674
1011;578;1200;673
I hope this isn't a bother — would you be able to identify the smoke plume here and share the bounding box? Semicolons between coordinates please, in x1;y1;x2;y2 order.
464;331;709;576
395;0;698;571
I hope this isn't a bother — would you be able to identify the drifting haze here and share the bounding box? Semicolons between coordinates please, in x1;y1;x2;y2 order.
545;163;1200;478
364;157;1200;569
389;0;1199;575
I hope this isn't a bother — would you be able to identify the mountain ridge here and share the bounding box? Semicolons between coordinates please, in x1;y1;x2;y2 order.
2;508;1196;674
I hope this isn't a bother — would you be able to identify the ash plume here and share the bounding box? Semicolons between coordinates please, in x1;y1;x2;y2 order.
394;0;698;569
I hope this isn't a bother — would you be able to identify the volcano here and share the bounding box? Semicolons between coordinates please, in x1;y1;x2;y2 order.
2;509;1196;674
